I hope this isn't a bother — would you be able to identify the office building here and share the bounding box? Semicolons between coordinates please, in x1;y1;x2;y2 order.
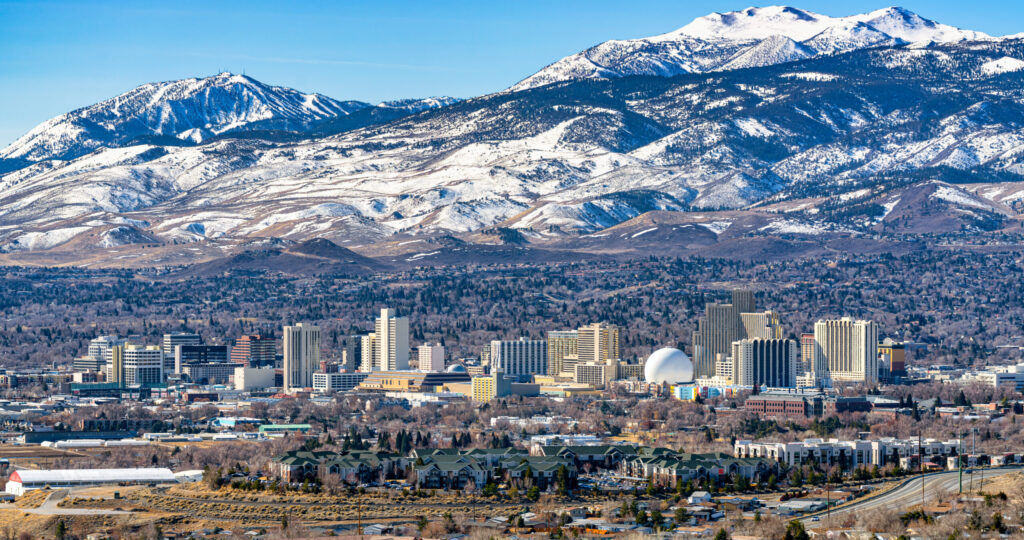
180;362;242;385
87;336;124;366
547;330;578;377
234;366;277;391
731;338;798;388
73;356;106;373
490;338;547;381
162;333;201;373
174;345;229;374
471;369;513;403
418;343;445;372
231;335;277;368
106;344;163;387
741;311;783;340
577;323;620;364
814;318;879;384
360;333;379;372
375;308;409;371
283;323;320;391
313;372;369;393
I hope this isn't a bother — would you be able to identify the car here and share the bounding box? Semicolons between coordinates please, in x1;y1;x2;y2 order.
811;516;820;522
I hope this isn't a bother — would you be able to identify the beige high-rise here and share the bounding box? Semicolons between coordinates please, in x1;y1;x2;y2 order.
283;323;320;391
692;289;772;379
741;311;783;339
813;318;878;384
375;308;409;371
547;330;578;376
577;323;620;364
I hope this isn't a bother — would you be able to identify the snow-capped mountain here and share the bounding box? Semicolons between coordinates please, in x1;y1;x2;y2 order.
513;6;990;90
1;8;1023;263
0;72;371;163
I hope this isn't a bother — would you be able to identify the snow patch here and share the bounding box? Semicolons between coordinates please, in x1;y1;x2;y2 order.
981;56;1024;75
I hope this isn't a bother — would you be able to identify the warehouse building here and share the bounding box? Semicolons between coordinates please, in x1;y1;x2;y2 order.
5;467;176;495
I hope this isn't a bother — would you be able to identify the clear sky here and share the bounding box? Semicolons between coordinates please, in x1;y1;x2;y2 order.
1;0;1022;146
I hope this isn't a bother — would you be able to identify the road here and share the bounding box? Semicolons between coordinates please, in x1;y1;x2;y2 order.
0;488;132;516
800;466;1024;525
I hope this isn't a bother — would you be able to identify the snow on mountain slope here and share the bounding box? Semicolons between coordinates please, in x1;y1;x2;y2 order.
513;6;992;90
672;6;842;41
720;35;815;71
0;72;371;163
982;56;1024;75
3;33;1024;254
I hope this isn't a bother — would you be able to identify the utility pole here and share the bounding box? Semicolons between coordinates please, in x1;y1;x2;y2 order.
958;430;963;494
826;461;831;531
971;428;977;492
919;432;924;510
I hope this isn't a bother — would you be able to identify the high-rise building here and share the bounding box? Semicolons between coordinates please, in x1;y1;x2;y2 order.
418;343;445;372
547;330;578;376
741;311;783;340
732;338;798;388
731;289;756;315
814;318;879;384
693;292;751;378
88;336;124;365
360;333;379;372
799;333;816;373
106;343;163;387
106;345;125;387
375;308;409;371
231;335;277;368
337;334;362;372
162;333;201;374
577;323;621;364
283;323;320;391
490;338;547;381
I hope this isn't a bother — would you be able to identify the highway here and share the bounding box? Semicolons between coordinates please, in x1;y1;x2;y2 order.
800;466;1024;525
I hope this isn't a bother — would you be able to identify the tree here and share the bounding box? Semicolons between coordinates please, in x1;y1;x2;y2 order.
417;515;428;532
556;465;570;496
714;529;728;540
674;507;689;525
54;520;65;540
784;520;809;540
281;514;289;531
649;510;663;530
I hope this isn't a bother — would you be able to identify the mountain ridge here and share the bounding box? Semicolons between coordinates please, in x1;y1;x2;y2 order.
512;5;992;90
0;7;1023;266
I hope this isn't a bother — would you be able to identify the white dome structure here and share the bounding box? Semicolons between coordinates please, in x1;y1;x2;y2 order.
644;347;694;385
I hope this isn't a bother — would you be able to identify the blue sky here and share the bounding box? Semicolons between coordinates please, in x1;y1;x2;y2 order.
1;0;1022;146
